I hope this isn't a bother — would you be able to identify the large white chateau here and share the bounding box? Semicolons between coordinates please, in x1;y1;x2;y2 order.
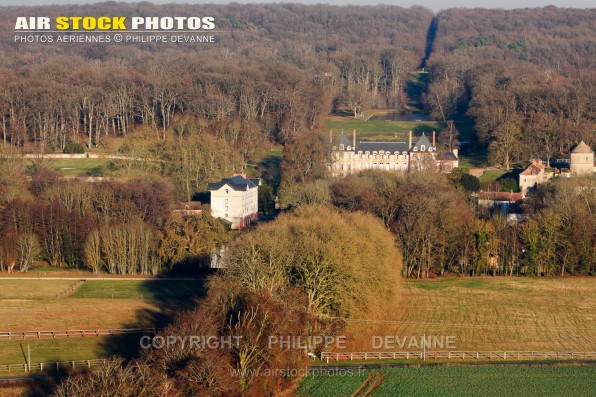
208;174;260;230
330;130;459;177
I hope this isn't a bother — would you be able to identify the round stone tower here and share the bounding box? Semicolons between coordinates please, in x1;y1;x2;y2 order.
570;141;594;175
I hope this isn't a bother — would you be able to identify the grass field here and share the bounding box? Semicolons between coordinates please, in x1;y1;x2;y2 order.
28;158;109;176
296;365;596;396
478;169;510;183
324;115;443;142
341;277;596;352
0;279;204;366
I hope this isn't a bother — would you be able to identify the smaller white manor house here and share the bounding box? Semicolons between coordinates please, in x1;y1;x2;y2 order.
208;174;260;230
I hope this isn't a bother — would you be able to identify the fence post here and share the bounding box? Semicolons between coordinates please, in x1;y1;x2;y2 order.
40;363;43;371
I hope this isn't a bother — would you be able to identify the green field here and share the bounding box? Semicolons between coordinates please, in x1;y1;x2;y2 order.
296;365;596;396
324;116;443;142
478;169;510;183
28;158;109;176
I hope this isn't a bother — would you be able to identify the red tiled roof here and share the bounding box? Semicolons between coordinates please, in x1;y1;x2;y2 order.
520;160;545;176
478;191;524;202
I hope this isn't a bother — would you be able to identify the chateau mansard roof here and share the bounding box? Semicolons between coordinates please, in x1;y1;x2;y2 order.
335;132;352;149
410;133;434;152
436;151;458;161
208;175;259;192
356;141;409;153
571;141;594;154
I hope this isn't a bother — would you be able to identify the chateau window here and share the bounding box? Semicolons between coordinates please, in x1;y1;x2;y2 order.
339;144;344;150
225;199;229;204
358;163;362;170
225;206;229;211
414;147;418;152
386;163;390;170
395;163;399;171
225;189;229;195
421;145;425;151
347;146;351;150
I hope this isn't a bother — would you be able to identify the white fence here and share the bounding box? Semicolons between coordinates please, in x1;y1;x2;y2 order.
0;328;156;340
0;359;108;374
321;351;596;363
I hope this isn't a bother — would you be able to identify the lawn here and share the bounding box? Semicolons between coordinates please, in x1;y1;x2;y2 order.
324;116;443;142
340;277;596;352
296;365;596;397
0;339;116;364
478;169;510;183
29;158;109;176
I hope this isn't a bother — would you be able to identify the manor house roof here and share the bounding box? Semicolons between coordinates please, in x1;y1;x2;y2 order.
356;141;409;153
520;160;545;176
208;175;259;191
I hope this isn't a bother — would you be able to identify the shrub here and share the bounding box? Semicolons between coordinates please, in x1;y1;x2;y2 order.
63;142;85;154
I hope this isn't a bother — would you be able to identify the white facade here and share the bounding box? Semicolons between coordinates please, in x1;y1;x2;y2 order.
330;131;459;176
208;175;259;230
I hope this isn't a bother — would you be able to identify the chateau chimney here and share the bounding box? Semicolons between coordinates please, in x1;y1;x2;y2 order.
452;148;459;158
432;131;436;147
409;131;412;149
352;129;356;147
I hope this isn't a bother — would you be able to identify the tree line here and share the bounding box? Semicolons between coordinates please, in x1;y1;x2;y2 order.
425;8;595;169
0;156;228;273
278;155;595;277
0;3;432;151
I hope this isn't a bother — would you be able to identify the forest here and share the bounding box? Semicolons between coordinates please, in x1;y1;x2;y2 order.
0;3;594;278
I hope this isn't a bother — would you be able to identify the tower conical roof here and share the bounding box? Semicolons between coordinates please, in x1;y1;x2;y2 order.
571;141;593;154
